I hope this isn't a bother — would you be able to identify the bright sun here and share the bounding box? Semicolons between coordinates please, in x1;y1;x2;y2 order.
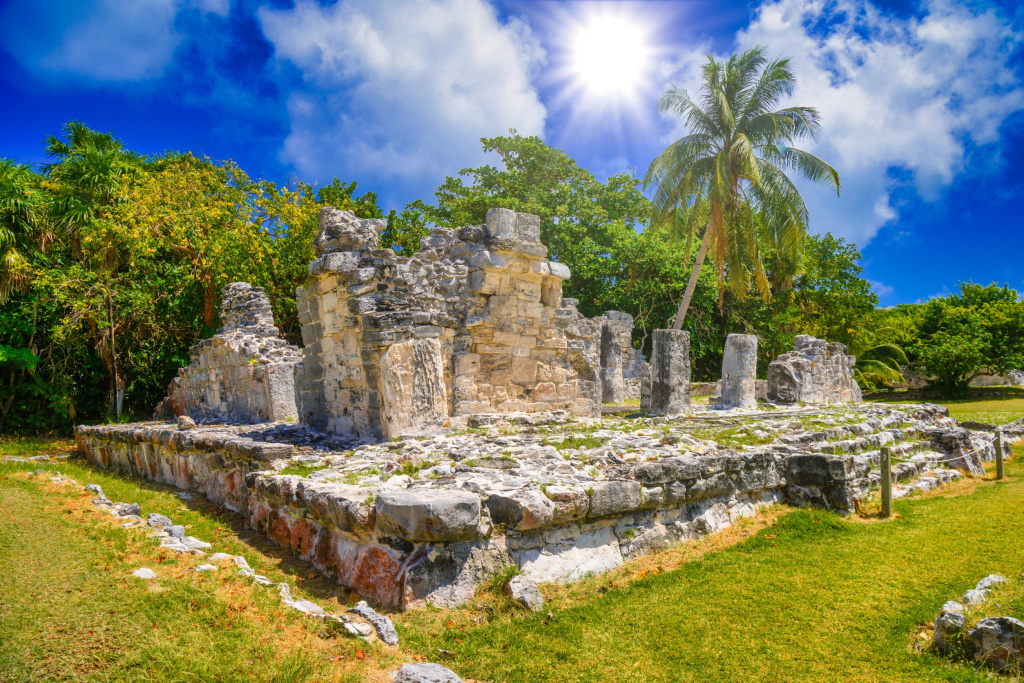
568;14;652;100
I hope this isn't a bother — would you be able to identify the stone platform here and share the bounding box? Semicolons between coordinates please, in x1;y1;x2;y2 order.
76;401;986;611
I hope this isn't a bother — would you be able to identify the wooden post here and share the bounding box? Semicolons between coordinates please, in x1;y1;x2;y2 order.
995;428;1005;480
880;446;893;518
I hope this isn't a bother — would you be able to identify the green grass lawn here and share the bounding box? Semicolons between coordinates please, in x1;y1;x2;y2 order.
871;387;1024;425
0;458;410;683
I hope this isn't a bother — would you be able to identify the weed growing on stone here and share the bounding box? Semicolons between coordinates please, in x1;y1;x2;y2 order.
554;435;605;451
278;462;328;478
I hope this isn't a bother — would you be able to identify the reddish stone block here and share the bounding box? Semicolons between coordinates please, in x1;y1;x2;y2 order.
267;508;292;548
351;545;405;608
172;454;190;489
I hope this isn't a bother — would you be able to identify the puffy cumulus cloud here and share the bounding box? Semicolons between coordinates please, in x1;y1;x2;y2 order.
258;0;546;201
661;0;1023;245
736;0;1024;243
0;0;229;81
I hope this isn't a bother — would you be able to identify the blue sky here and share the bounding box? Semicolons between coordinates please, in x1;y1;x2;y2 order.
1;0;1022;305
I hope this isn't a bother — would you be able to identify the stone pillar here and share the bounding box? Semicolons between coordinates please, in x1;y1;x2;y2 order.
600;324;624;404
648;330;690;416
721;333;758;409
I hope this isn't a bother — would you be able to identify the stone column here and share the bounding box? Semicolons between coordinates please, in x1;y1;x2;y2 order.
721;333;758;409
600;324;624;403
648;330;690;415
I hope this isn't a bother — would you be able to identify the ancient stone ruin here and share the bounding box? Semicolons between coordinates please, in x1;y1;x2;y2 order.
155;282;301;424
79;205;983;617
292;207;603;441
766;335;862;405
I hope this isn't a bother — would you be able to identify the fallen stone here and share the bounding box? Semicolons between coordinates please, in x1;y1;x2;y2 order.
182;536;212;551
29;456;50;462
167;525;185;539
933;601;966;653
147;513;173;528
963;589;990;608
291;599;326;617
253;575;272;586
2;456;28;462
91;497;111;507
132;568;158;580
195;564;218;573
85;484;104;496
115;503;141;517
965;616;1024;671
504;574;543;611
347;601;399;645
391;663;464;683
177;415;197;430
233;556;252;571
976;574;1008;592
208;553;233;562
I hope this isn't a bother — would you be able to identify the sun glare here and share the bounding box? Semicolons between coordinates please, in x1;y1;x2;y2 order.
569;14;652;100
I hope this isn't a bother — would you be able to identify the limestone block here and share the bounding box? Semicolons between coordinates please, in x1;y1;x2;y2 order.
516;526;623;583
721;333;758;409
315;207;385;254
380;339;448;438
375;489;482;542
510;357;538;383
648;330;691;416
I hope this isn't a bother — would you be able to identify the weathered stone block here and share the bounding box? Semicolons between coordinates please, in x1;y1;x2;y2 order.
721;333;758;409
648;330;690;416
375;489;482;542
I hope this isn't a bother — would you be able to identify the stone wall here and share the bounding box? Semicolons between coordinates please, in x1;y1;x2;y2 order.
76;423;791;609
293;207;602;441
766;335;862;405
77;402;964;611
155;283;301;424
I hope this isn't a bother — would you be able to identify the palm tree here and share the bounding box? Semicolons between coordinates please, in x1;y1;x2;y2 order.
854;342;909;391
644;45;841;330
0;159;49;299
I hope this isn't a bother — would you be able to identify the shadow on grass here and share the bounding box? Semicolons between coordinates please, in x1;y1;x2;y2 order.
3;454;365;611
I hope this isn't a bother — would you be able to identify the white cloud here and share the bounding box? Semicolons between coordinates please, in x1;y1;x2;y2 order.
869;279;895;298
661;0;1024;245
258;0;546;202
0;0;228;81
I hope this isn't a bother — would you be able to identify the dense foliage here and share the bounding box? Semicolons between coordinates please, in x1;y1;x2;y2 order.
2;122;1020;434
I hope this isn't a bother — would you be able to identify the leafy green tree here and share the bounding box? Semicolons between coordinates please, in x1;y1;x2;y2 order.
792;233;877;347
912;282;1024;395
42;122;146;417
644;45;840;329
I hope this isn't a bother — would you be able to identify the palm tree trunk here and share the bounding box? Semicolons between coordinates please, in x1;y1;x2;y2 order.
671;217;714;330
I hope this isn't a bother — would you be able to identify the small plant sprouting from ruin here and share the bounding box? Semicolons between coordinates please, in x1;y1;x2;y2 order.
555;435;604;451
398;459;437;478
486;563;523;595
278;462;327;478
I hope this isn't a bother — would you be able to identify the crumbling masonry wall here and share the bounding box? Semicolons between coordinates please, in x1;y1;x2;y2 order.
293;207;602;441
766;335;862;405
155;283;301;423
